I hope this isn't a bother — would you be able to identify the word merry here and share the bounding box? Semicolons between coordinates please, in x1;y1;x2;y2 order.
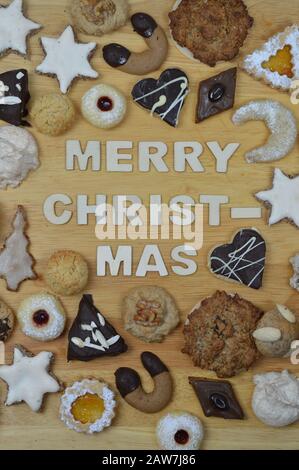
65;140;241;173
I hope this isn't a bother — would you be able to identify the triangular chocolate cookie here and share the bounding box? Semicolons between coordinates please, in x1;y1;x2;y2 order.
243;25;299;91
0;69;30;126
67;295;128;361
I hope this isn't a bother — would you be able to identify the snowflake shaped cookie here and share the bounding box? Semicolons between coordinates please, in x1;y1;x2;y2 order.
36;25;98;94
256;168;299;228
0;346;60;412
0;0;41;57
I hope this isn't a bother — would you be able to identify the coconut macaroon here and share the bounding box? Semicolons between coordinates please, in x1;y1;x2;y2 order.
60;379;116;434
253;304;299;357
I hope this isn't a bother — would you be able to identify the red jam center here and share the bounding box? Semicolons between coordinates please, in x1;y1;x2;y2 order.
97;96;113;112
174;429;189;445
33;310;49;327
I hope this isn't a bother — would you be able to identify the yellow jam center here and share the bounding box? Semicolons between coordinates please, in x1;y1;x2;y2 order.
262;45;294;78
71;393;104;424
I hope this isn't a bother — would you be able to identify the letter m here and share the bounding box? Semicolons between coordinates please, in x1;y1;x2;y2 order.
66;140;101;171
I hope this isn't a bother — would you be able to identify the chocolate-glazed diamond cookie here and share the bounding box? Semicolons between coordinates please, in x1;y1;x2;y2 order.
196;68;237;123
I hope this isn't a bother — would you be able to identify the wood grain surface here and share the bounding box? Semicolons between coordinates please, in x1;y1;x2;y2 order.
0;0;299;450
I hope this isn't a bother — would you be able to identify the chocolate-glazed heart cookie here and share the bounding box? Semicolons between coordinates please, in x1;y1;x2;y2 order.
209;229;266;289
0;69;30;126
131;68;189;127
68;294;128;361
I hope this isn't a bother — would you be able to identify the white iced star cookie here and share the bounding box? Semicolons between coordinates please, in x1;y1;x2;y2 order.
256;168;299;228
36;25;98;94
0;345;61;412
0;0;41;57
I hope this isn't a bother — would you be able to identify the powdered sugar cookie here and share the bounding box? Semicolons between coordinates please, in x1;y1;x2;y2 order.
156;412;204;450
36;25;98;94
81;84;126;129
0;0;41;58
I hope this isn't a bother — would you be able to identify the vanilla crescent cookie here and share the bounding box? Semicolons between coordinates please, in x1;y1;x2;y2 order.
232;100;297;163
17;292;66;341
60;379;116;434
81;84;127;129
156;412;204;450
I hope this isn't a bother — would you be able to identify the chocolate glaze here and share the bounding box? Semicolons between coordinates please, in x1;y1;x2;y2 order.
141;351;169;377
131;13;157;38
189;377;244;420
115;367;141;398
102;43;131;68
0;69;30;126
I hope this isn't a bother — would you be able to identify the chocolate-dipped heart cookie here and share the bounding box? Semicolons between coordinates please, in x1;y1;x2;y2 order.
209;229;266;289
131;68;189;127
68;294;128;361
0;69;30;126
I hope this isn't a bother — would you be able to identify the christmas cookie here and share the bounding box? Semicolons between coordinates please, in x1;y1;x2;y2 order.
60;379;116;434
103;12;168;75
183;291;263;378
0;69;31;126
232;100;297;163
115;352;173;413
209;229;266;290
0;206;36;291
156;412;204;450
132;68;189;128
243;25;299;91
0;126;39;189
44;250;88;296
17;292;66;342
256;168;299;229
290;253;299;292
68;294;127;361
189;377;244;420
36;25;98;94
252;370;299;427
0;299;14;342
70;0;129;37
30;94;75;136
0;345;61;412
81;84;127;129
196;68;237;123
122;286;180;343
253;305;299;358
169;0;253;67
0;0;40;58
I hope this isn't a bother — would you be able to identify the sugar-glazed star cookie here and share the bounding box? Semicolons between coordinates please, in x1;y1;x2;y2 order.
0;345;61;412
0;0;41;57
36;25;98;94
256;168;299;228
243;25;299;91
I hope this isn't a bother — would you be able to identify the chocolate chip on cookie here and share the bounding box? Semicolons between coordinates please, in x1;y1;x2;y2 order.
169;0;253;67
183;291;263;378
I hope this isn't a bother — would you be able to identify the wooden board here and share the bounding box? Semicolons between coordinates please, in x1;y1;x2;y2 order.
0;0;299;450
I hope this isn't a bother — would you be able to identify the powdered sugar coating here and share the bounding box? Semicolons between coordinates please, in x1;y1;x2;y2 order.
0;126;39;189
232;100;297;163
243;25;299;91
156;412;204;450
81;84;127;129
252;370;299;427
17;292;66;341
60;379;116;434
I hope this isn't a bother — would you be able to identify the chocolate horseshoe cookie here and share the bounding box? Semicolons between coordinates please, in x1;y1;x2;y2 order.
115;352;173;413
103;13;168;75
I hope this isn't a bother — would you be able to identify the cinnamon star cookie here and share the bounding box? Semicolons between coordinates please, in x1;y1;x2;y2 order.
183;291;263;378
169;0;253;67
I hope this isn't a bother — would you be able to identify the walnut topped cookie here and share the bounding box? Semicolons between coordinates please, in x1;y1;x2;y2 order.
183;291;263;378
122;286;180;343
169;0;253;67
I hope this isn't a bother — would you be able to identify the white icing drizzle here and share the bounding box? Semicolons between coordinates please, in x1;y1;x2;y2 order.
134;76;189;125
211;235;265;287
71;314;120;352
151;95;166;115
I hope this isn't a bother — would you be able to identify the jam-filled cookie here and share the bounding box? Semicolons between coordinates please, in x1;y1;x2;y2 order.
17;292;66;342
81;84;127;129
156;412;204;450
60;379;116;434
